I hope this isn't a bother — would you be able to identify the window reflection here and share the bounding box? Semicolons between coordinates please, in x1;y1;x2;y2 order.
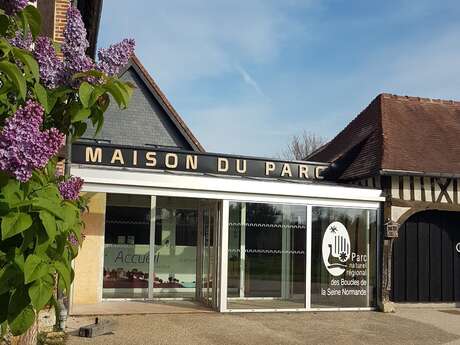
227;202;306;309
311;207;377;308
103;194;151;299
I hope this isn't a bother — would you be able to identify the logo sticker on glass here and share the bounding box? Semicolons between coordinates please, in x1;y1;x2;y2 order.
322;222;351;276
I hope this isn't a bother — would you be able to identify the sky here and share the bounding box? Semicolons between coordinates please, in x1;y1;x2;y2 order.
98;0;460;157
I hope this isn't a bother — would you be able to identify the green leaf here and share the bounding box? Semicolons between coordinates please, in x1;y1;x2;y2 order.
20;227;34;252
8;287;34;336
89;85;105;108
0;61;26;99
0;265;22;295
1;212;32;240
39;211;56;240
72;121;87;140
24;254;47;284
28;275;53;310
0;15;9;36
34;83;48;111
71;108;91;123
0;38;11;56
0;293;9;323
35;225;50;255
62;202;79;227
105;81;128;109
32;198;64;220
54;261;70;293
79;81;94;108
72;70;104;80
21;5;41;39
117;80;135;106
1;179;23;205
13;48;39;80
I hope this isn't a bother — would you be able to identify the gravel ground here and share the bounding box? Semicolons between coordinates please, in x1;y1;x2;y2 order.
66;310;459;345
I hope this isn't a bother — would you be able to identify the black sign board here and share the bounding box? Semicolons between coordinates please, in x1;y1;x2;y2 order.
71;142;328;181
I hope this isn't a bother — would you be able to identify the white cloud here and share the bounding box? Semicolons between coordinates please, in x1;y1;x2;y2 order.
187;102;292;156
99;0;312;89
99;1;460;157
234;64;267;98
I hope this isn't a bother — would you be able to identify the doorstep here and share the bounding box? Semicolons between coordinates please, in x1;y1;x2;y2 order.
394;302;459;310
70;300;214;316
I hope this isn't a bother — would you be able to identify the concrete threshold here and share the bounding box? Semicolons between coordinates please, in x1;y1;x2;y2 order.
395;302;460;309
70;300;214;316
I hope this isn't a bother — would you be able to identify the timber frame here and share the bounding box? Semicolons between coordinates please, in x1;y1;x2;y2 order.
353;174;460;312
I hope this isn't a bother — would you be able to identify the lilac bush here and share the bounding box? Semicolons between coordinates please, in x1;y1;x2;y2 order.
58;176;84;201
29;6;135;89
62;7;94;76
0;3;135;337
9;30;32;50
0;0;32;15
97;38;136;76
33;36;65;88
0;100;65;182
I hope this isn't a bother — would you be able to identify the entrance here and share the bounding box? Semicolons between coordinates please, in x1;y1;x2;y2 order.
102;194;220;308
196;200;220;309
391;210;460;302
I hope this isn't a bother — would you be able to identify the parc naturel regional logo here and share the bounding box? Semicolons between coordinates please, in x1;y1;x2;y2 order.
322;222;351;276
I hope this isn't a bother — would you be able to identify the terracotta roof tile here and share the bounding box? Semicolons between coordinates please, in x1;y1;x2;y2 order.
308;93;460;180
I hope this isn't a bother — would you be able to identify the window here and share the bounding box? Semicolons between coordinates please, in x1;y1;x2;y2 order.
227;202;306;309
311;207;377;308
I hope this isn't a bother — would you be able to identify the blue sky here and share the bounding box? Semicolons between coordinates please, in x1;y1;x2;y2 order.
98;0;460;157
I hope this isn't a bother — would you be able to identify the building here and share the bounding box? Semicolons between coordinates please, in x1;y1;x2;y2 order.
39;1;459;315
68;54;382;312
308;93;460;310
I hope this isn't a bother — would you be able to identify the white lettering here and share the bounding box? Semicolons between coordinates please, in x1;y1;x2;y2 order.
281;163;292;177
145;152;157;167
85;147;102;163
186;155;197;170
111;149;124;164
133;150;138;166
218;158;229;172
165;153;178;168
265;162;276;176
236;159;247;173
299;165;309;179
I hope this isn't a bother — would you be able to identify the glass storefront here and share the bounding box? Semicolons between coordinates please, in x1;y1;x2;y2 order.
311;207;377;309
97;193;378;311
103;194;151;299
102;194;220;304
227;202;306;309
154;197;199;299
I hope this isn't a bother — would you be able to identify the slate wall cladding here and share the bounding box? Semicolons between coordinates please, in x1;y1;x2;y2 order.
84;68;192;150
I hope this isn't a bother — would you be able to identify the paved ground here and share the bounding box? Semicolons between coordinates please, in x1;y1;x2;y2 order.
66;308;460;345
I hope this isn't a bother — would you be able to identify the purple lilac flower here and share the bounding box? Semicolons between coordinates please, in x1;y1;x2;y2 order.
0;100;65;182
61;6;94;75
9;31;32;50
0;0;32;15
58;176;84;201
97;39;135;77
33;36;65;88
68;233;79;246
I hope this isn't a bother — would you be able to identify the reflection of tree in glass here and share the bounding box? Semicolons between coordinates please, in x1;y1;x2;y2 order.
247;203;283;225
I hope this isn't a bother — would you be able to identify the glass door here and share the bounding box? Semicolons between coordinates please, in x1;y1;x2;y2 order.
196;200;220;308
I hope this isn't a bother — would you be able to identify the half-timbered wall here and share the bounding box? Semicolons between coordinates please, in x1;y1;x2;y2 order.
390;176;459;204
351;177;381;189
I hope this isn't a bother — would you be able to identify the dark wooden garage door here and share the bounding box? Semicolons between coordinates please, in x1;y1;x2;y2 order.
391;210;460;302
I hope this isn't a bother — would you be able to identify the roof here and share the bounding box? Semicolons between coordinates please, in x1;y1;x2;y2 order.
308;93;460;180
122;55;204;152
